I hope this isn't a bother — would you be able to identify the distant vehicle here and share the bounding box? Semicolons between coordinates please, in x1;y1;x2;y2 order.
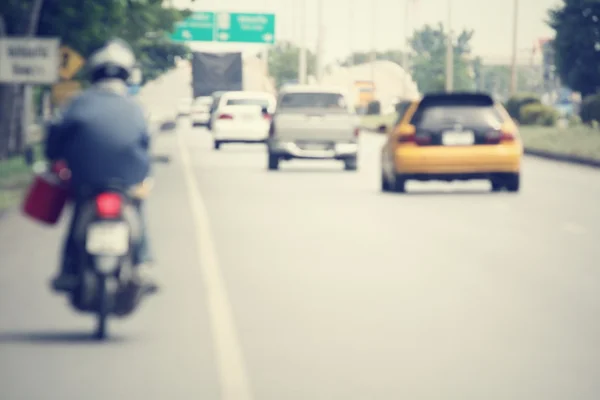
267;85;360;171
211;91;276;150
353;80;376;114
191;96;214;127
380;92;523;193
191;52;243;98
177;97;193;118
207;91;227;131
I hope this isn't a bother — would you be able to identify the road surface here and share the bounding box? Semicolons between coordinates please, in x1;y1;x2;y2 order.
1;69;600;400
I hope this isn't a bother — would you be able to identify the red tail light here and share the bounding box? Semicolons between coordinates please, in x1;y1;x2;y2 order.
96;193;122;218
486;130;515;144
354;127;360;137
218;114;233;120
263;112;272;121
500;131;515;142
398;134;431;145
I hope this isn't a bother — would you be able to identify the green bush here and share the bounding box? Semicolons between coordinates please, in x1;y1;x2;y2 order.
519;103;558;126
580;93;600;124
505;93;541;121
366;100;381;115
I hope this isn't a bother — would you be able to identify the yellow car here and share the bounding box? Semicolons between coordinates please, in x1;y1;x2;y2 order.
380;93;523;193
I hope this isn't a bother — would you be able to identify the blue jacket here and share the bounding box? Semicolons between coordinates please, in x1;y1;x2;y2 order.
45;83;151;192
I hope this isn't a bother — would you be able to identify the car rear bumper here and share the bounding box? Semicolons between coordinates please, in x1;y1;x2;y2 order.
213;128;268;142
269;139;358;160
191;113;210;124
394;143;522;174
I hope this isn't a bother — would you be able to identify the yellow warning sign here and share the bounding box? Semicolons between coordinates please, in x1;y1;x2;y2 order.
58;46;85;80
52;80;82;106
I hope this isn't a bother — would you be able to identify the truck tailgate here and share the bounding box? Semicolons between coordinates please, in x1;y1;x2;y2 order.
274;111;357;142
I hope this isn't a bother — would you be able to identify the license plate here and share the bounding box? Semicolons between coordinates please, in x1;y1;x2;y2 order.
86;222;130;256
301;143;328;150
442;130;475;146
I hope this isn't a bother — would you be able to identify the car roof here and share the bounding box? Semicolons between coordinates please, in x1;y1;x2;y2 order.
279;85;346;95
221;91;275;100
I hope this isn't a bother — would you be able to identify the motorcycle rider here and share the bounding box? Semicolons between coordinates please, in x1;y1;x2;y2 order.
45;39;157;293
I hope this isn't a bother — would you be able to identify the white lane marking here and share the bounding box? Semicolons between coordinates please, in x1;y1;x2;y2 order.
177;131;253;400
563;222;587;235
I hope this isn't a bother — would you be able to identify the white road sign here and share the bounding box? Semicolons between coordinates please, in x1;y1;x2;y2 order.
0;37;60;84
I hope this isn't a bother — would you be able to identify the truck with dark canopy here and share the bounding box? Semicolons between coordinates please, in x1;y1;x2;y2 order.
191;51;243;98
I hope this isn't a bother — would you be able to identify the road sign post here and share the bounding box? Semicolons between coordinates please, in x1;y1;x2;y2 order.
0;38;60;84
169;11;275;44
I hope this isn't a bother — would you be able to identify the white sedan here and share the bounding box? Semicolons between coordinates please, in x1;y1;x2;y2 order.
211;91;276;150
191;96;213;127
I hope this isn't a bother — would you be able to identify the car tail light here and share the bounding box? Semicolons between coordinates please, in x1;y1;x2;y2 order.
486;129;515;144
218;114;233;120
354;127;360;137
96;193;122;218
398;133;431;145
262;112;272;121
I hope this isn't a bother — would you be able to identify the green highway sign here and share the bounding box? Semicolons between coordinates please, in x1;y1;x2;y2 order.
215;13;275;44
169;11;276;44
170;12;215;42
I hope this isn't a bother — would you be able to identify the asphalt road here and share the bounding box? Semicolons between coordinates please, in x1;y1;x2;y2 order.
2;70;600;400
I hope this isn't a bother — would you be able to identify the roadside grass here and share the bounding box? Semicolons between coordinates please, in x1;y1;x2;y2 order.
0;144;43;212
519;125;600;161
360;113;600;162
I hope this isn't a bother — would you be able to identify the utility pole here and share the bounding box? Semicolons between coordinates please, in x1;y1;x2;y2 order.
444;0;453;92
348;0;353;68
370;1;376;84
509;0;519;95
298;0;307;84
402;0;410;98
316;0;324;83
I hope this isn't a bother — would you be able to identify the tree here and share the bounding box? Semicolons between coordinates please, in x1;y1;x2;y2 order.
472;57;543;100
409;23;474;93
0;0;191;158
548;0;600;96
268;41;317;88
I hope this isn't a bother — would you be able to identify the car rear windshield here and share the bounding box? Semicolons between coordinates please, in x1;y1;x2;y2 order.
226;98;270;107
410;104;504;127
279;93;347;109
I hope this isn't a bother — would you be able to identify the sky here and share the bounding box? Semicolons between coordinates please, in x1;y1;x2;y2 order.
171;0;560;65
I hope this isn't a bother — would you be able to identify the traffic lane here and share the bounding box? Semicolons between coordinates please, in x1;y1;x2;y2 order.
184;127;600;399
0;132;219;400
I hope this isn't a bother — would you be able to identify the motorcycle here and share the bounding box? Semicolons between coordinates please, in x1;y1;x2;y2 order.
23;161;153;340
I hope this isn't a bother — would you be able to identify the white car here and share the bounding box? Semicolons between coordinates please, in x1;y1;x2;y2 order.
177;97;193;118
211;91;276;150
191;96;213;127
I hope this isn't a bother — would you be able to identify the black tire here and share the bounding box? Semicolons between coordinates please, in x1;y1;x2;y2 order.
505;173;520;192
491;173;520;193
94;277;109;340
381;171;392;192
268;154;279;170
490;179;504;192
344;157;358;171
213;140;221;150
393;175;407;193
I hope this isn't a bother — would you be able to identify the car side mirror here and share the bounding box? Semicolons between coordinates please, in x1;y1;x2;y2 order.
377;124;387;133
261;106;269;115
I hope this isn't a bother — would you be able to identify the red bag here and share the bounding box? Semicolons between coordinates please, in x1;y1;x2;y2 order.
22;161;72;225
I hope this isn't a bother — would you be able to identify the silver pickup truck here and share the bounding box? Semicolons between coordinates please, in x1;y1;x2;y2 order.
267;85;360;171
